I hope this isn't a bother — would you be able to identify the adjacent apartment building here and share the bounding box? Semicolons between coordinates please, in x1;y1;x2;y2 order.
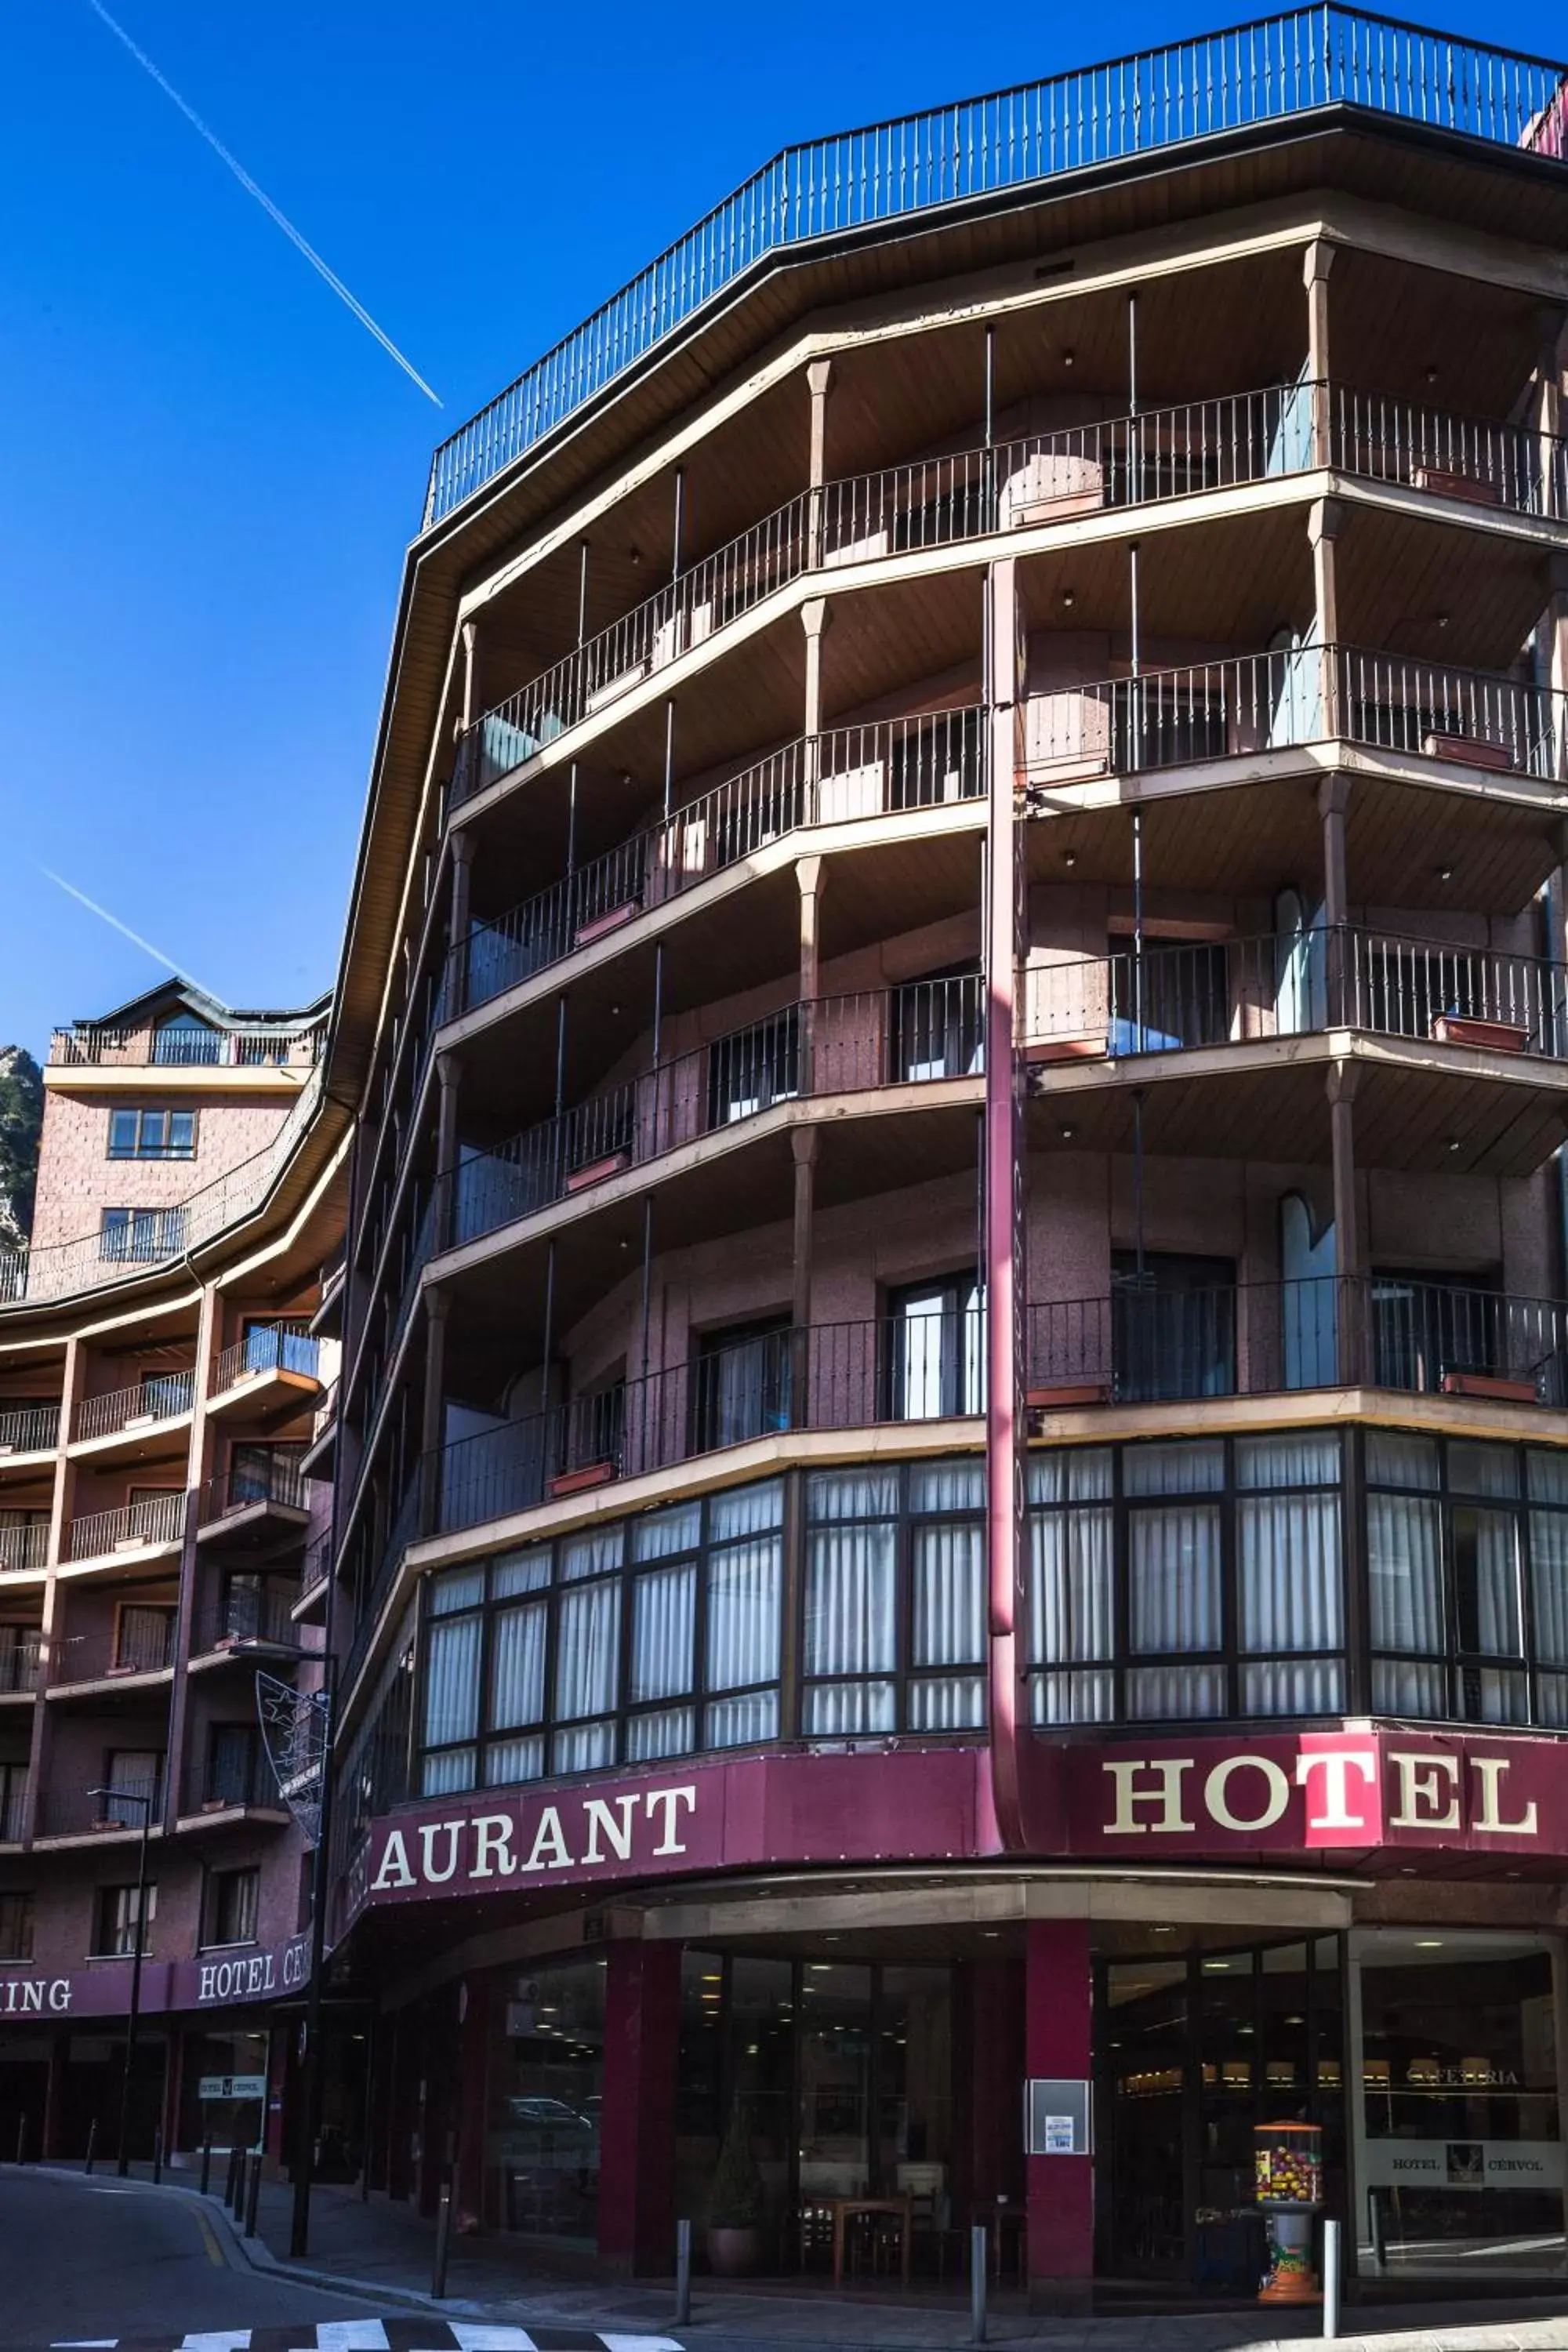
0;980;346;2167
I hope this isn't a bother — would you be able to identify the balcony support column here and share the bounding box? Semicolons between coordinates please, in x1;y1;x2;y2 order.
434;1051;462;1240
983;554;1028;1853
1327;1060;1364;1386
1309;496;1344;740
1319;772;1352;1019
418;1290;450;1538
802;599;831;789
806;358;833;564
1547;554;1568;786
24;1339;87;1840
163;1283;221;1829
1534;310;1566;522
459;620;479;730
790;1130;819;1429
797;853;826;1096
1304;238;1336;463
446;830;474;1020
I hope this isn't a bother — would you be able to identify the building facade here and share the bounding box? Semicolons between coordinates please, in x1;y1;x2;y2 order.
0;979;347;2169
322;9;1568;2303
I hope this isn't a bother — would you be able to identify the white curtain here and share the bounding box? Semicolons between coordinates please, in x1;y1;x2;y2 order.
554;1581;620;1718
552;1722;614;1773
424;1614;481;1745
630;1563;695;1702
1457;1508;1523;1656
492;1545;550;1596
706;1690;779;1747
1123;1440;1225;1496
1126;1664;1226;1718
626;1705;695;1761
711;1478;784;1541
1238;1494;1343;1657
632;1500;702;1560
429;1566;485;1616
561;1526;625;1581
1372;1657;1446;1715
1367;1493;1443;1653
804;1679;897;1733
1128;1504;1222;1653
1241;1660;1345;1714
1529;1509;1568;1665
1029;1506;1113;1664
911;1523;984;1668
706;1535;781;1690
1367;1431;1440;1490
423;1747;476;1795
1029;1449;1113;1505
909;1459;985;1514
489;1599;547;1728
908;1675;985;1730
484;1733;544;1784
806;1521;897;1676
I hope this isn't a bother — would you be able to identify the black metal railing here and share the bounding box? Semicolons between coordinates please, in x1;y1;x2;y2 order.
0;1632;42;1695
1022;926;1568;1060
424;6;1568;523
201;1451;310;1523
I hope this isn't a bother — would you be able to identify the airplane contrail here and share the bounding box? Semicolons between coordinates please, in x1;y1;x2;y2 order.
39;868;219;1000
85;0;443;408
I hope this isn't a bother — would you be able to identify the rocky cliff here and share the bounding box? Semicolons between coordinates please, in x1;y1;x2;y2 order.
0;1047;43;1247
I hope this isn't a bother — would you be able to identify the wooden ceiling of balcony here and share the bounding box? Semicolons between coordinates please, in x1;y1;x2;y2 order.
1028;769;1567;918
1027;1046;1568;1176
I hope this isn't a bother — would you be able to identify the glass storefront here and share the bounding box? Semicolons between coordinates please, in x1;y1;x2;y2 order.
1356;1929;1565;2275
485;1956;605;2248
178;2027;268;2153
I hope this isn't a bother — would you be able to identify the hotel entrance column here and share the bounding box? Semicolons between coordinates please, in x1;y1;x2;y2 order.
1024;1919;1093;2307
598;1939;681;2276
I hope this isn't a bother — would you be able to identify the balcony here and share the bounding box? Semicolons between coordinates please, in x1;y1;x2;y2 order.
451;706;985;1021
67;1492;186;1566
0;1522;48;1575
73;1370;195;1454
176;1751;286;1828
0;1404;60;1457
449;383;1568;811
191;1577;305;1664
209;1324;322;1419
423;8;1568;524
196;1452;310;1552
291;1529;333;1626
0;1768;26;1844
49;1022;324;1069
35;1774;165;1843
48;1606;176;1700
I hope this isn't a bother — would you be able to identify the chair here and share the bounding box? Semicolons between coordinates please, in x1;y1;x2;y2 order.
898;2163;960;2282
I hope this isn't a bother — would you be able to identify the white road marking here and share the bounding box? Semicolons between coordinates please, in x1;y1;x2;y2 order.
314;2328;392;2350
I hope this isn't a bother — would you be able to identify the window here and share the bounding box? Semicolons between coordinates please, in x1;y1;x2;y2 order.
107;1107;196;1160
206;1724;261;1808
707;1010;799;1127
693;1319;791;1452
1368;1432;1542;1724
201;1866;259;1949
803;1461;985;1734
0;1763;27;1842
0;1624;40;1694
100;1207;187;1264
1112;1251;1236;1402
93;1881;156;1958
113;1605;175;1675
890;966;983;1081
887;1277;983;1420
101;1748;163;1828
0;1891;32;1959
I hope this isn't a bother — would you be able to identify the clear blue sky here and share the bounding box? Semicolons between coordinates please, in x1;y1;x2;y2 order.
0;0;1560;1056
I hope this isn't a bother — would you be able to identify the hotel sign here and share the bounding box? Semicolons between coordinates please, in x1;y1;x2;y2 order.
1064;1730;1558;1855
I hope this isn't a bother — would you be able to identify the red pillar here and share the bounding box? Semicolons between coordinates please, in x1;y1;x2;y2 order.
1025;1919;1094;2303
597;1940;681;2278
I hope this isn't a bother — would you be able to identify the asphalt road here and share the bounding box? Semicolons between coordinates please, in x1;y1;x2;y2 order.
0;2166;379;2348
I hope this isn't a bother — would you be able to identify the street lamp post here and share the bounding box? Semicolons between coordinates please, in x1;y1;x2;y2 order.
88;1782;154;2178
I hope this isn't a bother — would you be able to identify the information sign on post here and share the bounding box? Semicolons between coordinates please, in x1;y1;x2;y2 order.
1024;2078;1092;2156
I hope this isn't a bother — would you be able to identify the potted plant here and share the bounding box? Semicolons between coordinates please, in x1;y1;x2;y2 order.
706;2100;766;2277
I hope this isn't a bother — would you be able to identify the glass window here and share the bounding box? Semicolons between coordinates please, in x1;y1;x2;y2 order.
485;1958;605;2248
804;1478;897;1734
0;1891;33;1959
93;1881;156;1958
201;1866;258;1949
107;1108;196;1160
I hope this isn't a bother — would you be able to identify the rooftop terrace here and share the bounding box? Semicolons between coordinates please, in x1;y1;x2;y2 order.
421;4;1568;532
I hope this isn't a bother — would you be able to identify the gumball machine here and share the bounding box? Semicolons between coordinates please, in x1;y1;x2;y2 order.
1254;2122;1323;2304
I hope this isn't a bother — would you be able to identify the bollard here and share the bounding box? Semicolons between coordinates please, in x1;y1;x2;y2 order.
1367;2184;1385;2270
970;2222;988;2345
432;2182;452;2299
233;2148;249;2219
675;2216;692;2325
14;2114;25;2166
223;2141;241;2211
1322;2216;1341;2339
152;2125;163;2186
84;2118;97;2176
245;2149;262;2238
199;2136;212;2199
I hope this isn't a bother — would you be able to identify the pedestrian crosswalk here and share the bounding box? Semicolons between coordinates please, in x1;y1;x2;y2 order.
51;2328;684;2352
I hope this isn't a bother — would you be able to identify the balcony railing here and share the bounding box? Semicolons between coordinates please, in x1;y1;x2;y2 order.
37;1773;164;1839
53;1609;177;1687
423;7;1568;525
0;1523;48;1575
193;1579;302;1655
67;1492;186;1564
201;1452;310;1523
75;1370;195;1445
181;1753;279;1816
0;1403;59;1455
0;1632;42;1694
0;1770;26;1842
451;383;1568;805
451;705;985;1014
0;1063;325;1308
1022;925;1568;1062
49;1023;325;1069
213;1323;321;1395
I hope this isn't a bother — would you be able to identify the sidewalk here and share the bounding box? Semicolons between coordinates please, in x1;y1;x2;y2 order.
38;2161;1568;2352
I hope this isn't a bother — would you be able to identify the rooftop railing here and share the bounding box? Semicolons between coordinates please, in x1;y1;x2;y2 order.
49;1024;325;1069
452;382;1568;806
423;7;1568;527
0;1062;325;1308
